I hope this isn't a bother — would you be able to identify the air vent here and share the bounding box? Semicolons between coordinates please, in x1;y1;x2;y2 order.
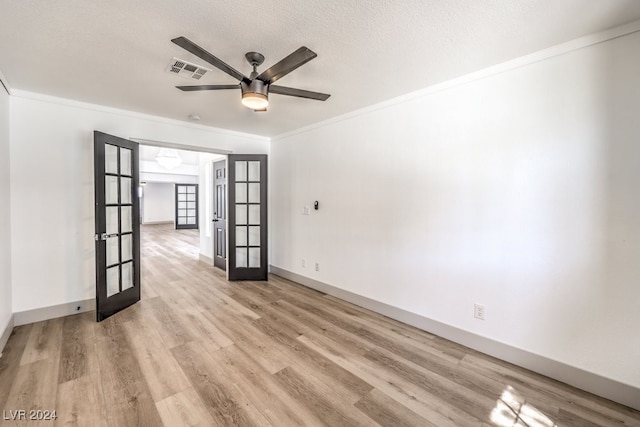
166;57;211;80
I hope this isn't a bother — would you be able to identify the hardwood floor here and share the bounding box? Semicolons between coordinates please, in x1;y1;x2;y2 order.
1;223;639;426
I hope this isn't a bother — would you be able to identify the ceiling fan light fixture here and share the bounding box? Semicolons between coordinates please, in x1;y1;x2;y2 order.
240;79;269;110
241;92;269;109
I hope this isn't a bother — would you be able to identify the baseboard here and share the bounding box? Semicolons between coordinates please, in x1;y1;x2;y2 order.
199;253;213;264
13;299;95;326
0;314;14;356
141;221;174;225
269;265;640;412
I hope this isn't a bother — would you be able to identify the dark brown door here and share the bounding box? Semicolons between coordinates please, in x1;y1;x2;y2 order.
93;131;141;321
228;154;267;281
213;160;227;270
175;184;198;230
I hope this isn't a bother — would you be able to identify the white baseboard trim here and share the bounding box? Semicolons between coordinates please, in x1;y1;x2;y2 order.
0;314;14;356
270;265;640;412
141;221;174;225
199;253;213;264
14;299;96;326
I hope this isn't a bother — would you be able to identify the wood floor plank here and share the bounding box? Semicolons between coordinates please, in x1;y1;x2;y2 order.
121;320;192;402
208;344;325;426
355;388;436;427
171;341;268;426
3;357;60;427
273;365;378;427
94;318;163;427
58;313;98;384
137;297;196;349
54;374;109;427
0;324;32;407
19;318;63;366
155;388;216;427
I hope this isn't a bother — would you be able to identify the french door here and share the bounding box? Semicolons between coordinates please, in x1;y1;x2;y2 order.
228;155;268;281
93;131;141;321
175;184;198;229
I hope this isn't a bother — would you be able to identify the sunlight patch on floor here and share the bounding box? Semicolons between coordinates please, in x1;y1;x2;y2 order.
490;386;557;426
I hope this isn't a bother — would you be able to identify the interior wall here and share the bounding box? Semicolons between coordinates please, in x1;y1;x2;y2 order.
9;94;268;313
0;82;11;339
142;182;175;224
270;30;640;389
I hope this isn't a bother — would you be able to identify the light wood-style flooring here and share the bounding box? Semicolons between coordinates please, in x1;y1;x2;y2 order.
1;224;639;426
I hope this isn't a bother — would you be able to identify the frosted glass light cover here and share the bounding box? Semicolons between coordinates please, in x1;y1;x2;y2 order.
105;144;118;174
235;161;247;181
120;148;132;176
105;176;118;204
107;266;119;297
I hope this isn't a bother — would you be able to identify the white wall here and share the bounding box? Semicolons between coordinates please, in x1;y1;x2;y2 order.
142;182;175;224
9;93;268;313
0;82;12;340
270;30;640;390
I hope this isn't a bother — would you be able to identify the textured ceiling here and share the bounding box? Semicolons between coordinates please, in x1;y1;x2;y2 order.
1;0;640;137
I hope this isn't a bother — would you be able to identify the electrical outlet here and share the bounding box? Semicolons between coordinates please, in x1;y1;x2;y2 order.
314;262;320;272
474;304;485;320
301;259;306;268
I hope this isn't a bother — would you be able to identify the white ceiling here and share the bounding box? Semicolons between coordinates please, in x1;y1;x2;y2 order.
1;1;640;137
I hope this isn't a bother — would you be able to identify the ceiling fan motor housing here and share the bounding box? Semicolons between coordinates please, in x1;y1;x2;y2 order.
241;79;268;97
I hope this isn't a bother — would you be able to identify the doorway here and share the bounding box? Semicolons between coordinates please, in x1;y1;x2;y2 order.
135;141;227;272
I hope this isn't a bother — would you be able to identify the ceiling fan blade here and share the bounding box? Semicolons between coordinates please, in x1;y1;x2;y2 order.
257;47;317;84
176;85;239;91
171;37;248;82
270;85;330;101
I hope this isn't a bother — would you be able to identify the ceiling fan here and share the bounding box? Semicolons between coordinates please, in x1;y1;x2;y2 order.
171;37;331;112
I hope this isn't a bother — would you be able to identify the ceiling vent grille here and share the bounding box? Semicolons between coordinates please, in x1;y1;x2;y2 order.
166;57;211;80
